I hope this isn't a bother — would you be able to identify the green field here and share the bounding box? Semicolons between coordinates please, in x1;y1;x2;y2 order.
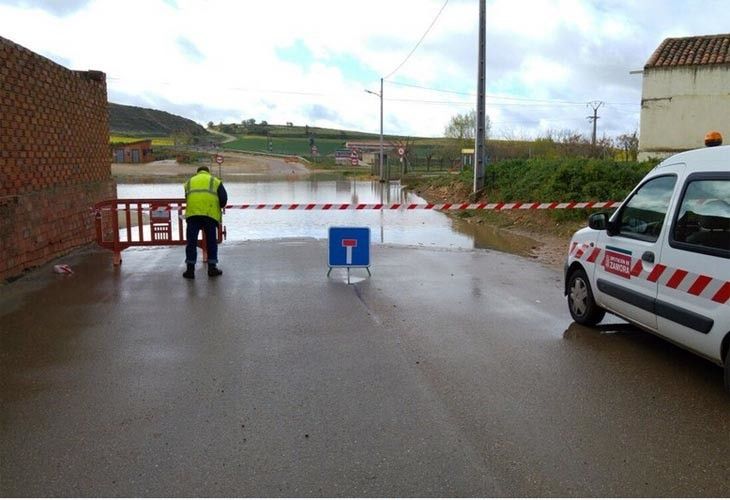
222;136;351;156
109;135;175;146
221;134;449;157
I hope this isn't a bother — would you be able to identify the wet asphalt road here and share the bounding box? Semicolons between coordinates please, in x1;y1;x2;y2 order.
1;241;728;496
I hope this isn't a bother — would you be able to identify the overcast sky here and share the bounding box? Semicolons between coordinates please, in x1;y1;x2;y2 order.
1;0;728;139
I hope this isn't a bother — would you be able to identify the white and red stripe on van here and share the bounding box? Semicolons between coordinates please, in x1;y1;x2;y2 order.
569;242;730;304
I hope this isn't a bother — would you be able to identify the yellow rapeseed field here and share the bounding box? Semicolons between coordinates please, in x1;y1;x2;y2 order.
109;135;174;146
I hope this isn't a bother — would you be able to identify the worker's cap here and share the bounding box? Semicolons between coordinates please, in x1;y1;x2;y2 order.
197;166;210;173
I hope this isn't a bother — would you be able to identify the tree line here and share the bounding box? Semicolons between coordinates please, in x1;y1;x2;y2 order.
441;110;639;165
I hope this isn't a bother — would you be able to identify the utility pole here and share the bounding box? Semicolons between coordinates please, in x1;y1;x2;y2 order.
379;78;384;182
587;100;604;148
365;79;385;182
473;0;486;194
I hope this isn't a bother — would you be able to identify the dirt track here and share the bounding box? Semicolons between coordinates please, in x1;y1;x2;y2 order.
112;151;310;180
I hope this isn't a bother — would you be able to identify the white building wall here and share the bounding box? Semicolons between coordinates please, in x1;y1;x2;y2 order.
638;65;730;160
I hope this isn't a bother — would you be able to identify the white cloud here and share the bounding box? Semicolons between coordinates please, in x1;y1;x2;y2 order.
520;56;571;86
0;0;728;139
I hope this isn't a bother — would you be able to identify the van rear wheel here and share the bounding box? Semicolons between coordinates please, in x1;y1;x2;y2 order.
567;268;606;326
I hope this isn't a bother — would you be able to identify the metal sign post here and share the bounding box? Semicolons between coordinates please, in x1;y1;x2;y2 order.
215;153;224;179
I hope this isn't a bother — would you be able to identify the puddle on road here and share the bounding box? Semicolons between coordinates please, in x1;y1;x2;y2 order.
117;179;539;257
449;216;539;257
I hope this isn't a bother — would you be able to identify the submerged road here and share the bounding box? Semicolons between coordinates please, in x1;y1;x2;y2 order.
1;241;728;496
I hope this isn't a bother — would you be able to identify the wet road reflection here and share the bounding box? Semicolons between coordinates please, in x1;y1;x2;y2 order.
562;319;725;388
2;235;729;496
118;179;537;254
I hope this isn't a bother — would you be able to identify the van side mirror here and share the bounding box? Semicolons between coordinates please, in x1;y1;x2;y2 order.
588;212;607;230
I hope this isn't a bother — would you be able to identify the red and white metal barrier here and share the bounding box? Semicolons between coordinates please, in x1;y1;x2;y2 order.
93;198;224;266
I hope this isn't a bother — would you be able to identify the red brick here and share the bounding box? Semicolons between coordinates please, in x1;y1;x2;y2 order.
1;36;114;281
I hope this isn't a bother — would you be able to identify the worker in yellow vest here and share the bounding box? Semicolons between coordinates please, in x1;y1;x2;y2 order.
183;166;228;279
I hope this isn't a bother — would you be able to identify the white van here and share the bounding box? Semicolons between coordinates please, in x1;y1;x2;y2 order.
564;135;730;391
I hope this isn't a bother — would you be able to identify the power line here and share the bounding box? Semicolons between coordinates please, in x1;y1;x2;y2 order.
386;97;597;108
229;87;327;97
587;100;604;147
386;79;638;106
387;80;474;96
382;0;449;80
108;77;331;97
491;117;586;125
108;75;639;108
385;98;473;106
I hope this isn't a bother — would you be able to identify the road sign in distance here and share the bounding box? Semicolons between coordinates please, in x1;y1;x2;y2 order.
215;154;224;165
397;147;405;156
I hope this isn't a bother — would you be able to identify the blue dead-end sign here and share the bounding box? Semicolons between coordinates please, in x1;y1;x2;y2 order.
328;227;371;283
328;227;370;267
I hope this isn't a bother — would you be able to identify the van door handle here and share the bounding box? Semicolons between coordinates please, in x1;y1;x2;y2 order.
642;251;655;263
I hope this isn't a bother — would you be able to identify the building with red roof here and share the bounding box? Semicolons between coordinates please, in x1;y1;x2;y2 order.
638;34;729;159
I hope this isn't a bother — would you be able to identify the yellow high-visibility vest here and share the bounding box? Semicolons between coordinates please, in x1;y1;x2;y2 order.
184;171;222;222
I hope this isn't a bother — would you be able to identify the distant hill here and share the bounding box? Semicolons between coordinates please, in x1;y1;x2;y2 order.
109;102;206;136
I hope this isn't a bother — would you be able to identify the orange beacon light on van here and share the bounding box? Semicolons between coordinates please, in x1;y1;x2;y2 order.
704;131;723;147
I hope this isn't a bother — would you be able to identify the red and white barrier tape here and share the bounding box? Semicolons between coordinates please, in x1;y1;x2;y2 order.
220;201;621;210
53;264;74;275
93;200;621;214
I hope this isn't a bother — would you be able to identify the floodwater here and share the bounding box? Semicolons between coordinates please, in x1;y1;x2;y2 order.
117;179;538;255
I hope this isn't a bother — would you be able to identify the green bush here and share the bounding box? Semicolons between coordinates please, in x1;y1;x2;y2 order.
486;158;656;202
410;157;659;223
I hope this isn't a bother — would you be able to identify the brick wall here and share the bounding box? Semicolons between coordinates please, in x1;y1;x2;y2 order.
0;36;116;282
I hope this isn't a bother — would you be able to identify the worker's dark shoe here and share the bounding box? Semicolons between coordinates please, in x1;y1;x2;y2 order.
183;264;195;279
208;264;223;277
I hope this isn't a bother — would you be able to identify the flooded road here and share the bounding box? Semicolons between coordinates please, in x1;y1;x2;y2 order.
117;179;537;256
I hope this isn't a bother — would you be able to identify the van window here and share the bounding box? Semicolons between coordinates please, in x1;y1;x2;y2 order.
617;175;677;242
673;178;730;255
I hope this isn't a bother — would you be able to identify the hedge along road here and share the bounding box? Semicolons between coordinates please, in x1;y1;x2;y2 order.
1;235;729;496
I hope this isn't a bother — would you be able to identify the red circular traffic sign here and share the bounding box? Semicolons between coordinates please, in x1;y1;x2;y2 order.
397;147;405;157
215;154;224;165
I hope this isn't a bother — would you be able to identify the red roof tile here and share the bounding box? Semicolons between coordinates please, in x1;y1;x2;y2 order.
645;34;730;69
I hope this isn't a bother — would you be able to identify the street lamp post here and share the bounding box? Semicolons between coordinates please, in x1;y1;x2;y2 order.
365;78;385;182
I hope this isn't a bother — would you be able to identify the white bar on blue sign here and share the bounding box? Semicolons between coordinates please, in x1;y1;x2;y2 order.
328;227;370;268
